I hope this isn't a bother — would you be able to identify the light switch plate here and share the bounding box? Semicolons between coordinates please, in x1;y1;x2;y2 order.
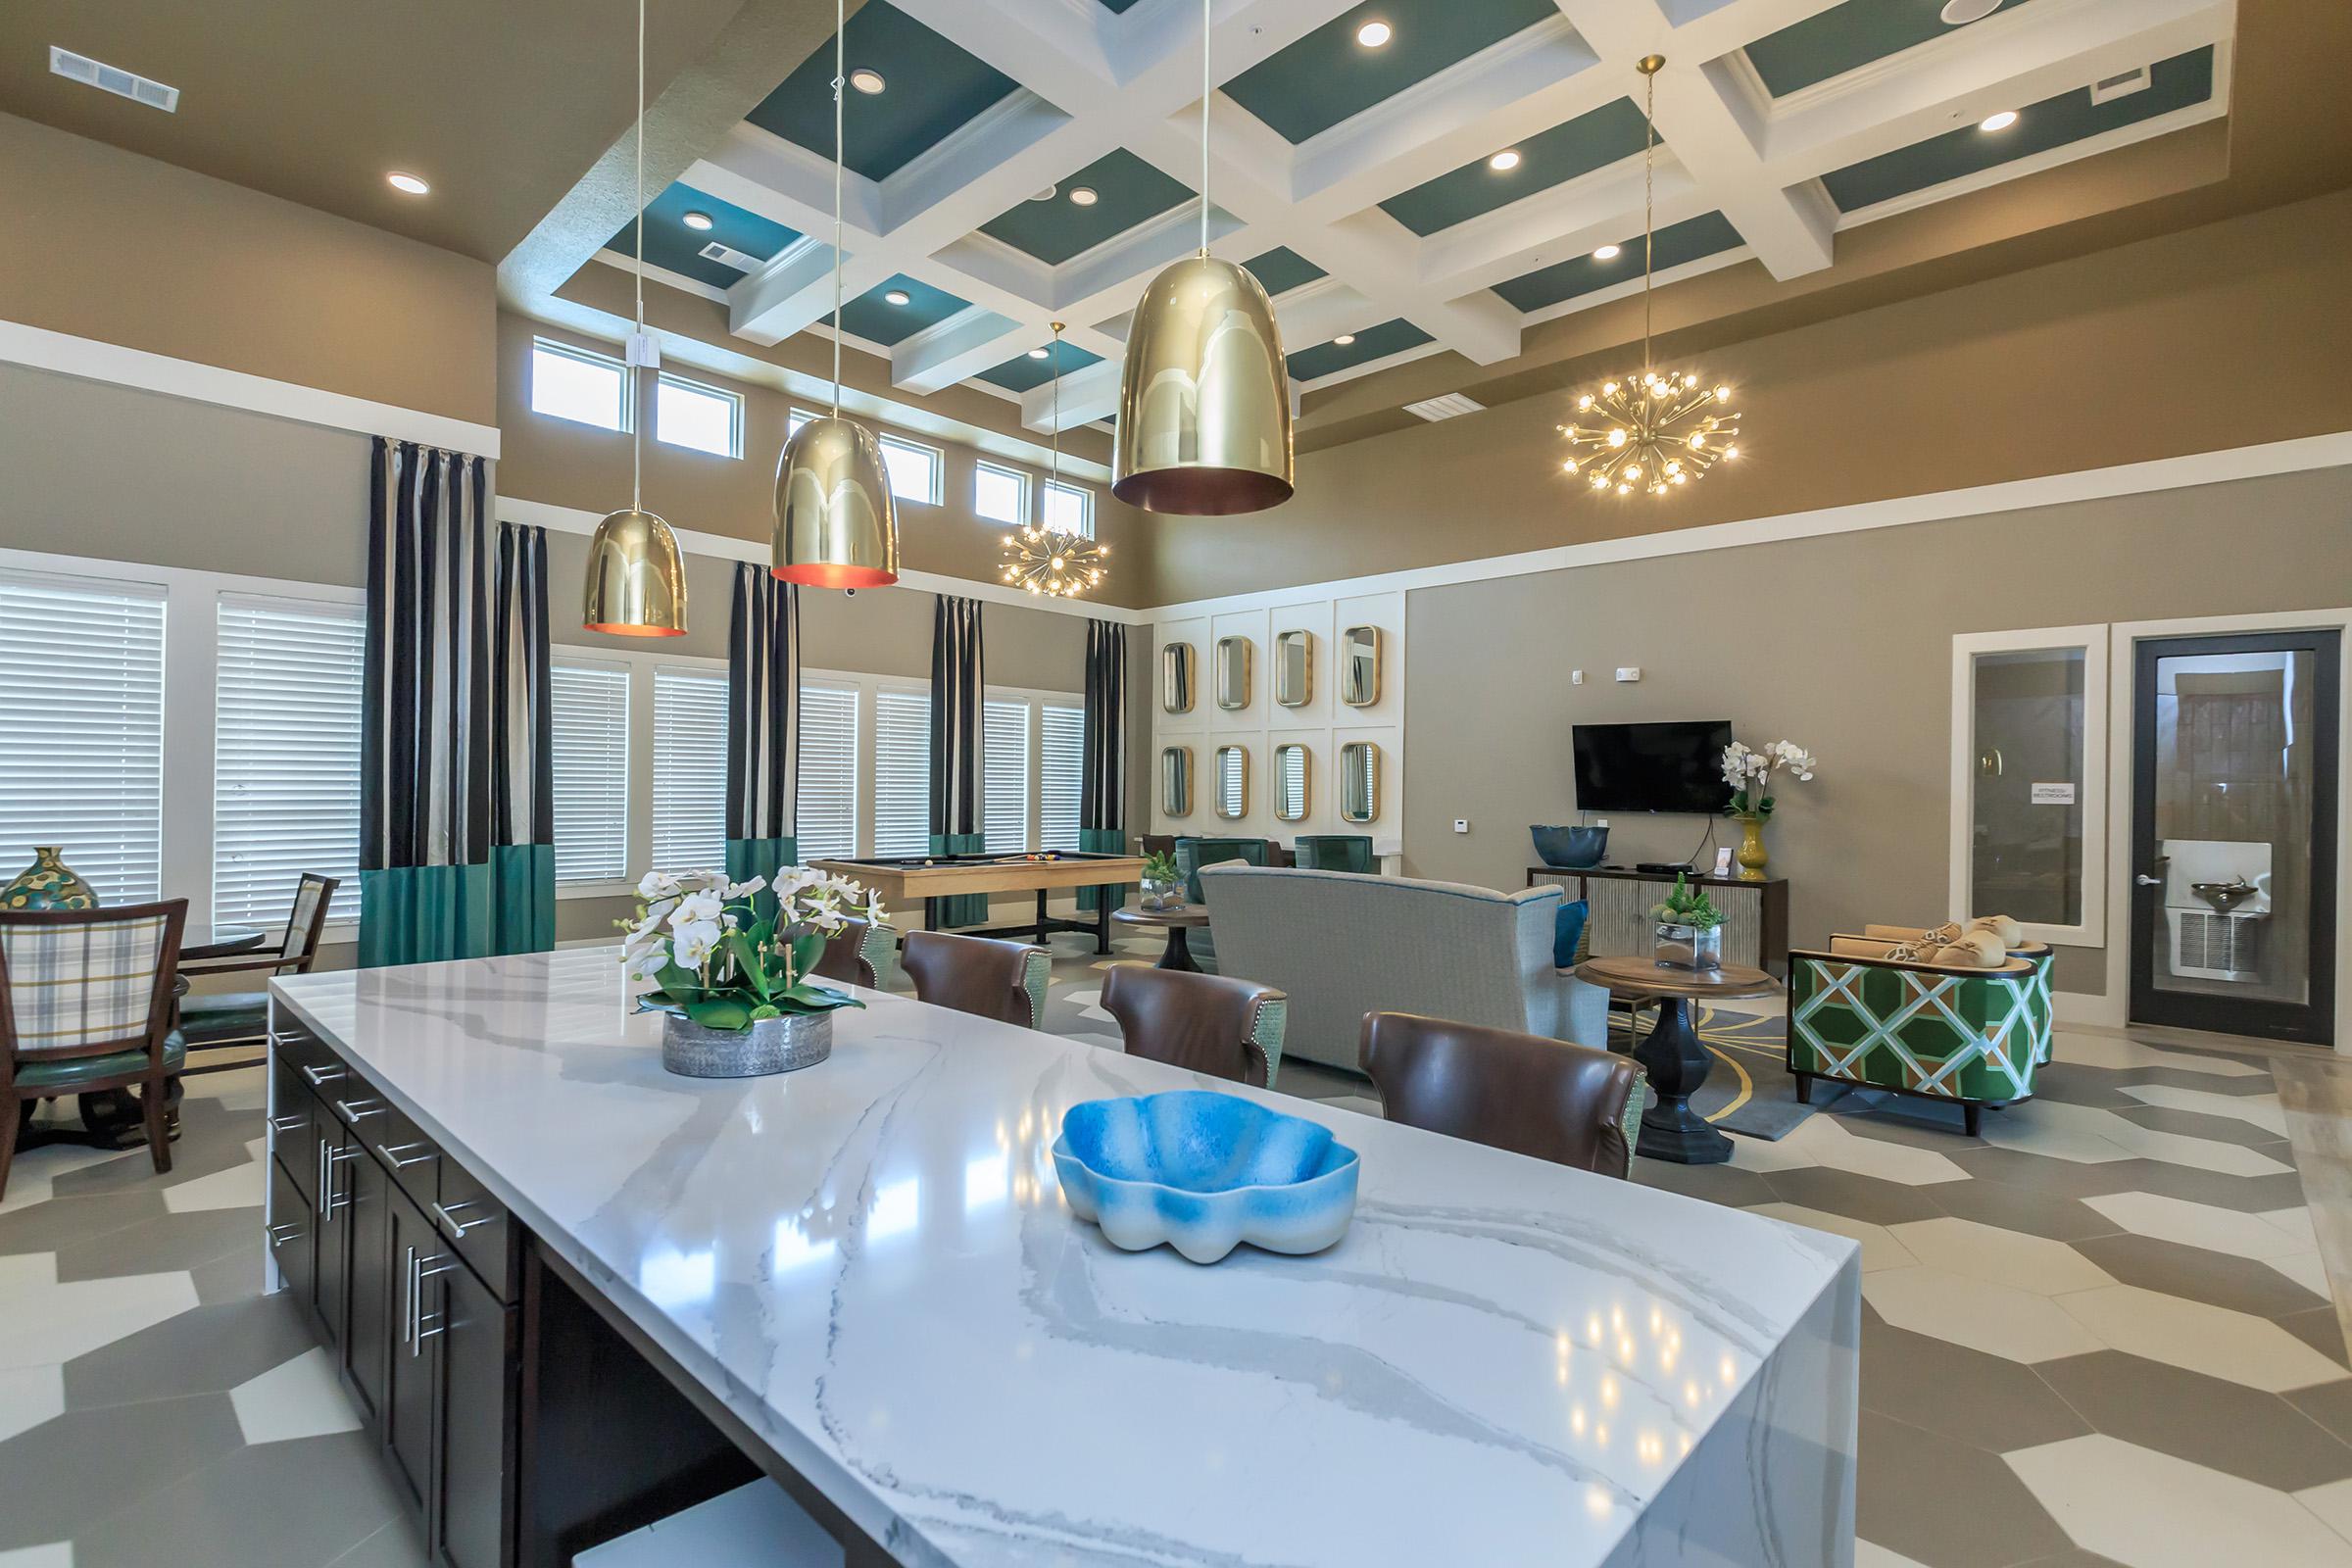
1572;669;1585;685
1453;818;1470;834
1614;666;1642;682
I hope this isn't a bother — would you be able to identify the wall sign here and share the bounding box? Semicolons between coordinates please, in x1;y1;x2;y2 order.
2031;781;2078;806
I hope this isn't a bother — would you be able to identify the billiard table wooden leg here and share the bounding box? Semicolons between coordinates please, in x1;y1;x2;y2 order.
1034;890;1050;946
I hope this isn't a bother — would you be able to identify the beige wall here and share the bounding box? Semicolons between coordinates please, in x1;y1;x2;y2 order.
1397;466;2352;994
497;314;1158;607
0;115;496;425
1157;189;2352;606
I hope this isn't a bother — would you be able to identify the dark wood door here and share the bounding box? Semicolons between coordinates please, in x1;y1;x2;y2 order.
316;1133;356;1356
2129;629;2340;1045
343;1144;393;1430
386;1185;442;1522
434;1259;516;1568
267;1153;313;1314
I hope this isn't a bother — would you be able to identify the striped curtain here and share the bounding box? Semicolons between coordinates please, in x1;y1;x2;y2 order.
726;563;799;896
1079;618;1131;912
359;438;555;967
928;595;987;926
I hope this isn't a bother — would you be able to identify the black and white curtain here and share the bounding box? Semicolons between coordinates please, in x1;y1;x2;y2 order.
1079;618;1130;911
726;563;800;889
929;595;988;925
358;438;554;966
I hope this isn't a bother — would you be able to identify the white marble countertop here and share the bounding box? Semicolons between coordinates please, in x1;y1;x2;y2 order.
273;949;1857;1568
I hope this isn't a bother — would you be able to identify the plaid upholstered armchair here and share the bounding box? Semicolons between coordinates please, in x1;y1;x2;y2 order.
1;900;189;1200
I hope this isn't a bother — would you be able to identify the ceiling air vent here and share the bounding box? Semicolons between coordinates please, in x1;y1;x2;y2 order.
49;46;179;112
1402;393;1485;423
2090;66;2151;105
697;240;765;273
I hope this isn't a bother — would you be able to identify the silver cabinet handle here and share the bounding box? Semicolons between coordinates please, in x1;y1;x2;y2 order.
320;1146;358;1216
301;1063;346;1086
268;1219;304;1247
407;1246;457;1357
432;1199;500;1238
270;1111;306;1134
333;1098;389;1123
376;1141;438;1170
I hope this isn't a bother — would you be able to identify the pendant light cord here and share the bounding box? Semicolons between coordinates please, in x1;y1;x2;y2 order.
1051;324;1063;500
830;0;846;418
632;0;646;513
1199;0;1210;257
1641;64;1655;377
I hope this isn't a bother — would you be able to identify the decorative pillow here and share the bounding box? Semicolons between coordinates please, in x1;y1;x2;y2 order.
1553;900;1591;969
1968;914;2025;947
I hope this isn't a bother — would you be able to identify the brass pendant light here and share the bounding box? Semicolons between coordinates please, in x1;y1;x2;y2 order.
1111;0;1293;515
582;0;688;636
1001;323;1109;598
771;0;900;589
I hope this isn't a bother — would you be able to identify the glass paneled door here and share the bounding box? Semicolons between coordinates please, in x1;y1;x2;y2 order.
2129;630;2339;1045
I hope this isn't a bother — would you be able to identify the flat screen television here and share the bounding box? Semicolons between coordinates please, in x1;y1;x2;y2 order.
1572;720;1734;814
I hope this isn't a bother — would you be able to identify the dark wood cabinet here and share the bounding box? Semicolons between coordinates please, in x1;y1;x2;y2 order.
267;1153;313;1314
435;1254;516;1568
386;1183;444;1522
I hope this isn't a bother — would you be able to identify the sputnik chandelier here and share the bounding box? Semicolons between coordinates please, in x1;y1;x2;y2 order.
1001;323;1108;599
1559;55;1742;499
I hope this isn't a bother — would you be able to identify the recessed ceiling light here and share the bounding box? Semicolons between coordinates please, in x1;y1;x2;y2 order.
1489;149;1522;172
884;288;911;306
1333;334;1356;346
1979;109;2018;131
1593;243;1621;261
850;68;886;95
1940;0;2002;22
1068;186;1099;207
387;172;429;195
1356;20;1393;48
681;210;714;231
1028;347;1051;360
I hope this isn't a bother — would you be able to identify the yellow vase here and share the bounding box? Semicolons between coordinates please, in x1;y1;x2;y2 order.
1736;815;1769;882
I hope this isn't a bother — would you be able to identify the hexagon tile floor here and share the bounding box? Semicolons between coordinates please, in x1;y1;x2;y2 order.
2;935;2347;1568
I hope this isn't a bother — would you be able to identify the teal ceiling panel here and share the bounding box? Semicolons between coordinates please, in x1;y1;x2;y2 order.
1097;0;1146;10
822;273;974;347
1822;46;2214;213
978;150;1193;266
976;339;1105;394
1491;211;1741;314
747;2;1016;181
1223;0;1560;145
1286;318;1433;381
610;182;801;291
1380;97;1647;236
1745;0;2034;99
1245;247;1327;296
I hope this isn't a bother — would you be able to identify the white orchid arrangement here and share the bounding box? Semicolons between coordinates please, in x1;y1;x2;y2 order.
620;868;883;1032
1721;739;1818;819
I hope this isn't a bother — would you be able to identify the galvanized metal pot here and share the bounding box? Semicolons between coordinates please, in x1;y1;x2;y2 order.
661;1010;834;1078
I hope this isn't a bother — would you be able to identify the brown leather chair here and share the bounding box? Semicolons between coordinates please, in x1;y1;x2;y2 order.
902;930;1051;1028
813;916;881;988
1359;1011;1645;1178
1101;965;1287;1088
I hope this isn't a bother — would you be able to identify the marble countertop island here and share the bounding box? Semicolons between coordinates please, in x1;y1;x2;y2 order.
273;948;1857;1568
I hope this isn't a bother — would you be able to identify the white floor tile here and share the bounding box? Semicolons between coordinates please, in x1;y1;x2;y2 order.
2056;1284;2348;1393
162;1154;265;1214
2007;1435;2352;1567
2122;1083;2289;1138
0;1254;199;1371
2301;1478;2352;1548
2084;1191;2308;1261
2264;1251;2333;1300
2265;1207;2324;1251
0;1545;75;1568
2054;1032;2269;1078
1854;1544;1932;1568
1746;1203;1918;1274
0;1363;65;1445
1778;1116;1968;1186
228;1345;363;1445
1982;1100;2291;1177
1863;1266;2103;1364
1886;1217;2115;1297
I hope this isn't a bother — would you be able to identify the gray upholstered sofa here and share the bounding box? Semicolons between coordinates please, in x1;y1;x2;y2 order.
1197;864;1610;1071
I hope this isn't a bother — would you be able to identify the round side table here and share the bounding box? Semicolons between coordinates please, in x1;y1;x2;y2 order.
1574;956;1777;1165
1111;904;1211;972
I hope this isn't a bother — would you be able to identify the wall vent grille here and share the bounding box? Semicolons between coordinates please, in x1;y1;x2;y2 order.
2090;66;2151;104
1402;393;1485;422
697;241;765;273
49;46;178;111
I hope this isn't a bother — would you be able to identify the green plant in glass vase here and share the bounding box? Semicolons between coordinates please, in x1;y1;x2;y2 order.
1648;872;1726;972
1140;849;1182;909
621;869;879;1031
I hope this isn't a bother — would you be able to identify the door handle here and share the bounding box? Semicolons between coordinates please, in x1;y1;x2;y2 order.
2135;874;2163;887
320;1146;358;1216
301;1063;346;1087
408;1247;457;1356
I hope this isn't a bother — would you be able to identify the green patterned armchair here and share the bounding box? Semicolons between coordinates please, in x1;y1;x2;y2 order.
1788;938;2043;1136
1861;922;2055;1066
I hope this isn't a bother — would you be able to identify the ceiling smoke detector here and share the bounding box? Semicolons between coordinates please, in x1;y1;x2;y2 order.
1403;393;1485;422
48;46;178;112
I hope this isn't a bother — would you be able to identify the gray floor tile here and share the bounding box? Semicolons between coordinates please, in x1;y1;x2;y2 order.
1635;1157;1780;1206
1923;1178;2123;1244
2111;1103;2298;1152
1762;1167;1946;1227
1858;1310;2091;1455
2276;1306;2352;1372
2285;1377;2352;1446
325;1516;432;1568
190;1246;267;1305
68;1429;405;1568
53;1202;264;1285
63;1290;316;1410
0;1392;243;1551
0;1187;167;1257
1854;1409;2074;1568
2066;1232;2330;1319
2034;1348;2352;1492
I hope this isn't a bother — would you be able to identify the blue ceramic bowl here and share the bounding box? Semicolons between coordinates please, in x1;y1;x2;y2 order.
1531;823;1609;868
1053;1091;1360;1264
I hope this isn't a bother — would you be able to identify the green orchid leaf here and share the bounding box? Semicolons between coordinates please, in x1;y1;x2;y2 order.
748;1004;781;1022
657;960;707;1001
788;931;825;986
724;929;774;1000
683;997;754;1031
776;982;864;1012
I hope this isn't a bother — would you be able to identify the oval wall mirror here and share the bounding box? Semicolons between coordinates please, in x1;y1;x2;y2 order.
1340;626;1382;707
1214;745;1249;819
1161;746;1193;816
1275;629;1313;708
1161;643;1196;714
1340;740;1380;823
1274;743;1309;821
1215;636;1252;710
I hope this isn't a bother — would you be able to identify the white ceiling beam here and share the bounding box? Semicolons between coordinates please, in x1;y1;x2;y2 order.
1418;161;1711;297
1022;357;1122;429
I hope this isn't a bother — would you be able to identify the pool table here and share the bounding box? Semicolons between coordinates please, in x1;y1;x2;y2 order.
808;850;1144;953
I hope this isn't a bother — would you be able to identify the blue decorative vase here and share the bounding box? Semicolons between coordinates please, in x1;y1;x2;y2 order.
1531;824;1608;868
1054;1091;1360;1264
2;847;98;911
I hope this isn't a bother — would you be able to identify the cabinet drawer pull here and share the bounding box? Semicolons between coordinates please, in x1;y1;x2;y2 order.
407;1247;458;1356
432;1199;501;1238
333;1098;389;1122
300;1063;346;1086
269;1112;306;1134
376;1141;439;1170
320;1145;358;1216
268;1220;304;1247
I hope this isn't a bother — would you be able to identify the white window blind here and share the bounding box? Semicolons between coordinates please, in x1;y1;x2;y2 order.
982;700;1030;854
873;688;932;858
213;598;363;933
651;668;727;873
1041;704;1084;852
0;574;166;902
795;683;858;861
550;664;629;884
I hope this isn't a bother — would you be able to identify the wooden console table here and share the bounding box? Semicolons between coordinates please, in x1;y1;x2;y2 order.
1529;865;1789;979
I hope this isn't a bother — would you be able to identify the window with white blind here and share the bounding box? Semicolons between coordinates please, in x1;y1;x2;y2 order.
651;668;727;873
0;574;167;902
872;687;932;858
795;683;858;861
1040;703;1085;852
982;700;1030;854
212;598;364;933
550;663;630;884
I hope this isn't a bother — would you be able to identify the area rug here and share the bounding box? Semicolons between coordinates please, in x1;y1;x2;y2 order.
1607;1003;1821;1140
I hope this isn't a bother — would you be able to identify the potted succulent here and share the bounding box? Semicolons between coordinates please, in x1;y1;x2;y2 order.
621;868;880;1078
1649;873;1726;972
1140;850;1183;910
1720;738;1819;882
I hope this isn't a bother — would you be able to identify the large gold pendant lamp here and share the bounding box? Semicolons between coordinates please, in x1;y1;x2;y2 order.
582;0;688;636
771;0;899;589
1111;0;1293;515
